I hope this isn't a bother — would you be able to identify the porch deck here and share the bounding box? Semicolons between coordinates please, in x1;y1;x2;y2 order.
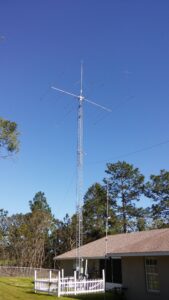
34;269;105;297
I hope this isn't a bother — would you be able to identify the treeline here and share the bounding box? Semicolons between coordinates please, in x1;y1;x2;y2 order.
0;161;169;268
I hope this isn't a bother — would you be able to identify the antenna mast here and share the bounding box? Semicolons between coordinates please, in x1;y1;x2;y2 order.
51;64;111;277
76;62;84;274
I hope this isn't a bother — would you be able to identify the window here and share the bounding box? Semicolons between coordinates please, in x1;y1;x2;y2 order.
145;258;160;292
100;258;122;284
112;259;122;284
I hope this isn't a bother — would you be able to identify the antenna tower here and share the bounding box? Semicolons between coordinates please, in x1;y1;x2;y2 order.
51;63;111;276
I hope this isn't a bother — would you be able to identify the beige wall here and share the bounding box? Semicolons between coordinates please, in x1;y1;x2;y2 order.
57;259;75;276
122;256;169;300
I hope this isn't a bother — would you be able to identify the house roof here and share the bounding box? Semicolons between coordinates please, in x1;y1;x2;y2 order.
55;228;169;260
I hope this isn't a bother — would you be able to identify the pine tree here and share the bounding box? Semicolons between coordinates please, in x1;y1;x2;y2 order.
105;161;144;233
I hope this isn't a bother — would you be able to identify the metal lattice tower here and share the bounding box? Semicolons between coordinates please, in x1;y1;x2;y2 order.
51;63;111;276
76;63;84;274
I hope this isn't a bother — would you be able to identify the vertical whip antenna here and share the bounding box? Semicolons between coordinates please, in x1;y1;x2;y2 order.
105;180;109;255
80;61;83;96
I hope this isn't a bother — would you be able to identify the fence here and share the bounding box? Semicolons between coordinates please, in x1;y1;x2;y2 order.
34;269;105;297
0;266;57;278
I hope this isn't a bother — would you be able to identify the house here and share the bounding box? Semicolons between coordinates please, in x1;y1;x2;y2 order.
54;228;169;300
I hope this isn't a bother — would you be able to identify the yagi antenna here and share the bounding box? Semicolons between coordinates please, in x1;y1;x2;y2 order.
51;89;111;112
51;62;111;277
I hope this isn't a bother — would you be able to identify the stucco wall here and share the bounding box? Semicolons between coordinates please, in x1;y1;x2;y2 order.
122;256;169;300
57;259;75;276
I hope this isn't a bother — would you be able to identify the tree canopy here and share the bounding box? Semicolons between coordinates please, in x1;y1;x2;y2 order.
145;169;169;226
0;117;19;157
105;161;145;233
29;191;52;214
83;183;118;243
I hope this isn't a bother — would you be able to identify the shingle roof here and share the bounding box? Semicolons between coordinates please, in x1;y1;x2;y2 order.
55;228;169;260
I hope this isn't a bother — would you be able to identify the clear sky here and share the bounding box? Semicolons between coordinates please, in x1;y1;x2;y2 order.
0;0;169;220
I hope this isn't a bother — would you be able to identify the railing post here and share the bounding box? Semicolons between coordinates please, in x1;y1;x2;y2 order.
102;269;105;291
49;270;52;294
85;259;88;276
74;270;77;295
49;270;52;281
34;270;37;293
61;268;64;278
58;270;61;297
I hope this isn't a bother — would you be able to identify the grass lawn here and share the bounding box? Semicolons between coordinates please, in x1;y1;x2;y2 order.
0;277;125;300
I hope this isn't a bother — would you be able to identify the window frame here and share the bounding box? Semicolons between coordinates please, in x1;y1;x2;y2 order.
145;257;160;293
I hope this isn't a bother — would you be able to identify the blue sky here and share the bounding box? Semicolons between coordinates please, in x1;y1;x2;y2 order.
0;1;169;219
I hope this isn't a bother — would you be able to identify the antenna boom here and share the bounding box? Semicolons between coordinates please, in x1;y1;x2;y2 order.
85;98;111;112
51;86;78;98
51;86;111;112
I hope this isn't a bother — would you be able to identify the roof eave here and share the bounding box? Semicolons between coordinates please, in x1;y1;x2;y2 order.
55;251;169;260
55;256;105;260
107;251;169;257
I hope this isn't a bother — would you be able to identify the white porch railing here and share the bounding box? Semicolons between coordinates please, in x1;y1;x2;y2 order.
34;269;105;296
34;278;58;294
